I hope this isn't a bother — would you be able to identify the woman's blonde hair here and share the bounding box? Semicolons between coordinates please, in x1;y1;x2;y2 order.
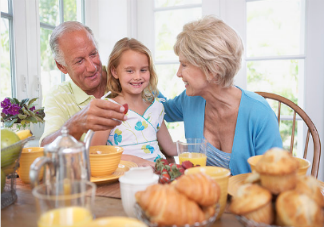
107;37;158;102
174;15;244;87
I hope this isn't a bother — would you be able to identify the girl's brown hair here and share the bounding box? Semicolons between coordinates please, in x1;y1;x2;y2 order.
107;37;158;102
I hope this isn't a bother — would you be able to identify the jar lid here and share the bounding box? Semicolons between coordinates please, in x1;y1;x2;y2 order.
119;166;159;185
44;126;84;153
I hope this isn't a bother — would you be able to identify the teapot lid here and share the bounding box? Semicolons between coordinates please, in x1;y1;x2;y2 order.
44;126;84;153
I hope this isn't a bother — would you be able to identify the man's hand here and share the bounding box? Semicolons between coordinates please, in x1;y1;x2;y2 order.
41;99;127;146
66;99;127;139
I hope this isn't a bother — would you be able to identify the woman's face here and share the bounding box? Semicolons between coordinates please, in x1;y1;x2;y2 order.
177;54;208;96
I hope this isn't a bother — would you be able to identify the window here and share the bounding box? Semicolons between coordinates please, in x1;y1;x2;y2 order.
246;0;306;155
0;0;85;139
153;0;202;141
1;0;15;100
39;0;85;98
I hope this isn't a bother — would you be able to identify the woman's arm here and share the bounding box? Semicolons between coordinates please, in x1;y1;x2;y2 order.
157;121;177;157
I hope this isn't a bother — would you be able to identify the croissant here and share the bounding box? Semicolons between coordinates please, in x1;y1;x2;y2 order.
135;184;205;226
174;172;221;206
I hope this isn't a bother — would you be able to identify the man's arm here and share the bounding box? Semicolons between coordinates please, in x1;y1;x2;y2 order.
41;99;127;146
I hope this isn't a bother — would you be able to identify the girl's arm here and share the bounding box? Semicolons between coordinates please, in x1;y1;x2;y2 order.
90;130;111;146
157;121;177;157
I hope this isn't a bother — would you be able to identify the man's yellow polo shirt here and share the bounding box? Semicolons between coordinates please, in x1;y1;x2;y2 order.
40;80;96;143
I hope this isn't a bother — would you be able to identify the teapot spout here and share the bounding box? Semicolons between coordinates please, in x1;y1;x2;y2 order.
84;130;94;181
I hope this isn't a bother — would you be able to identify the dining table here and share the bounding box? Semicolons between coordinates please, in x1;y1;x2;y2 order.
1;177;243;227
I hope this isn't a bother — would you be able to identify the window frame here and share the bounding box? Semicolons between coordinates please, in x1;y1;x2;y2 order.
1;0;16;98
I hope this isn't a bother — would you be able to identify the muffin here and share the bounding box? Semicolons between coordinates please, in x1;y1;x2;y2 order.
229;183;274;224
276;190;324;227
295;175;324;207
255;148;299;194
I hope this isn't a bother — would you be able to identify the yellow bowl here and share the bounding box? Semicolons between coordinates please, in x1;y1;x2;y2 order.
18;147;44;183
248;155;311;175
185;166;231;220
89;146;123;177
88;217;146;227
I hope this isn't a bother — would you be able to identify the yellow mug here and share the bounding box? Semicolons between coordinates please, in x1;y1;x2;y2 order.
185;166;231;220
18;147;44;184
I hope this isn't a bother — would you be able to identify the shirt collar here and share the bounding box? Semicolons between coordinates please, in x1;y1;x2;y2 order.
70;80;94;105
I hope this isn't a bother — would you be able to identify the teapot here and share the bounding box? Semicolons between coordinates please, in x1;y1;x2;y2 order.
30;127;94;187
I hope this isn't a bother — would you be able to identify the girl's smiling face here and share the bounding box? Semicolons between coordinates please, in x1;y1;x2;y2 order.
177;54;208;97
112;50;150;97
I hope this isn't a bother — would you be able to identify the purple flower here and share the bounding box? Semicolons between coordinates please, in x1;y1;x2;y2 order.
8;104;21;115
2;108;9;115
29;106;36;111
1;98;11;109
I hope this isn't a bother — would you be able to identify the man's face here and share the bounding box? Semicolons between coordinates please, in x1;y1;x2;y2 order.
56;29;102;94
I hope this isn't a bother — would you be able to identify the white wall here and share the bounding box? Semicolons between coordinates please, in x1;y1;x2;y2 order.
304;0;324;180
85;0;129;68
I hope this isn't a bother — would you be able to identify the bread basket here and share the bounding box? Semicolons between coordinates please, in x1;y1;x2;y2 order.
134;202;220;227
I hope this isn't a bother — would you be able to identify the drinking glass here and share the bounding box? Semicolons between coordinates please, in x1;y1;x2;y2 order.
176;138;207;166
32;180;96;227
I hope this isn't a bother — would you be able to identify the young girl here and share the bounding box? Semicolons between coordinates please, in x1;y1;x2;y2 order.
91;37;177;163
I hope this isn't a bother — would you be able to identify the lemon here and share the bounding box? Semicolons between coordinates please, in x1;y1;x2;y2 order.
1;129;22;168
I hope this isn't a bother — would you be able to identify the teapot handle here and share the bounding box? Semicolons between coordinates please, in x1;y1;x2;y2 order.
29;156;55;188
84;129;94;181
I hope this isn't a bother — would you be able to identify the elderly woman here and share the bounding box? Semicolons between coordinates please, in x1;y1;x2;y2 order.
161;16;282;175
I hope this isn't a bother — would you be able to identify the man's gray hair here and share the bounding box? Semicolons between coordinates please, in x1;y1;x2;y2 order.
50;21;97;66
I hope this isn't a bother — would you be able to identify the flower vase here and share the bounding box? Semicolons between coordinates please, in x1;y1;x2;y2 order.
2;123;31;133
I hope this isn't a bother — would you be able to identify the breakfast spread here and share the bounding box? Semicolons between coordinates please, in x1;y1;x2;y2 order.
230;148;324;227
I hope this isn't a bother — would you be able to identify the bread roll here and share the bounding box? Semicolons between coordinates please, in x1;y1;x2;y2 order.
276;190;324;227
174;172;220;206
230;183;274;224
295;175;324;207
135;184;205;226
255;148;298;194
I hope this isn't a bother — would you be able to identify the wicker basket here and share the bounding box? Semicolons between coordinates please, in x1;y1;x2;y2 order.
1;136;35;209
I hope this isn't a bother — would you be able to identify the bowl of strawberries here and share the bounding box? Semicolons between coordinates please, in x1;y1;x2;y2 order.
154;158;199;184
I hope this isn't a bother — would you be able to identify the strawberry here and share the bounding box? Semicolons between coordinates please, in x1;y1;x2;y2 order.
122;103;128;114
181;160;194;169
168;163;177;168
159;169;171;184
169;165;183;180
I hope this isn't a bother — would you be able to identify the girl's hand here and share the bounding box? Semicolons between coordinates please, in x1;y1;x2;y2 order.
121;154;155;168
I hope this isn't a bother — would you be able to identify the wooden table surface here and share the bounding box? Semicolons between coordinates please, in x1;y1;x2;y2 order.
1;178;242;227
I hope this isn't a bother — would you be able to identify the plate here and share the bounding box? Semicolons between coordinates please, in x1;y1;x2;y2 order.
88;217;146;227
228;173;250;196
228;174;324;197
91;160;138;184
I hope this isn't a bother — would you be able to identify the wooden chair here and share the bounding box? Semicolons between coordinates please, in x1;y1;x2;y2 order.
255;92;321;178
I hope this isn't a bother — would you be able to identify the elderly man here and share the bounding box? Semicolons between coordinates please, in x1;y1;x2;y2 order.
41;21;153;166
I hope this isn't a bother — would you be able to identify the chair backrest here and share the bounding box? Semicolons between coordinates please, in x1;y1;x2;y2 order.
255;91;321;178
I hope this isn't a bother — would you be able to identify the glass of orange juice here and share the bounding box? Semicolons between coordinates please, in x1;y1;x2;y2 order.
32;180;96;227
176;138;207;166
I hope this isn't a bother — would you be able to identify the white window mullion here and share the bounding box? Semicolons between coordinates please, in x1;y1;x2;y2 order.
12;0;28;100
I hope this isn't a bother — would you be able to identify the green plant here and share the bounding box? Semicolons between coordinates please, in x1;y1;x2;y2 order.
1;97;45;128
